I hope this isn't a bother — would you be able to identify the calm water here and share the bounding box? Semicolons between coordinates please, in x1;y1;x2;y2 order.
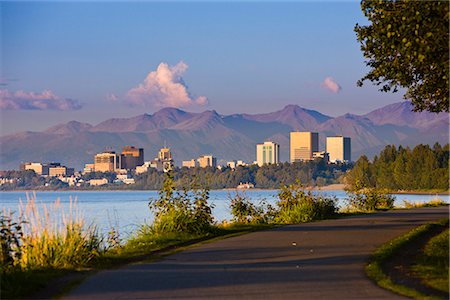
0;190;447;238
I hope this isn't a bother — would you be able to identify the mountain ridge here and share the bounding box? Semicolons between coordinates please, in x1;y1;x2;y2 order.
1;102;448;170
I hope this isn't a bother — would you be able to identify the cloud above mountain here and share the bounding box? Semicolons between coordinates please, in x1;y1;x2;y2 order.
0;89;82;111
126;61;208;109
321;77;342;93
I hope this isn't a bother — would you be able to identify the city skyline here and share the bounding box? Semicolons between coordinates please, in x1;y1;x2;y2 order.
0;1;407;136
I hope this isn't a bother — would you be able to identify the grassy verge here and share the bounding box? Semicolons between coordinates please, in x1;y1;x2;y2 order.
412;228;449;293
366;218;449;299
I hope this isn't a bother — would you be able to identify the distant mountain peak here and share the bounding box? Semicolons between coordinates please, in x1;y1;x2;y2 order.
45;120;93;135
364;101;447;127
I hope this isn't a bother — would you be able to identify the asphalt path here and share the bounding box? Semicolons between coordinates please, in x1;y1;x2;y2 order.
64;207;448;299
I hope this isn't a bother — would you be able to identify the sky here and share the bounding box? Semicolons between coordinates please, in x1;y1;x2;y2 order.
0;1;405;135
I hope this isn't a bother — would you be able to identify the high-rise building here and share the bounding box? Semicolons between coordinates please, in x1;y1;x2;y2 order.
158;147;172;161
290;132;319;162
94;151;119;172
197;155;217;168
156;147;174;172
326;136;351;163
120;146;144;170
256;141;280;167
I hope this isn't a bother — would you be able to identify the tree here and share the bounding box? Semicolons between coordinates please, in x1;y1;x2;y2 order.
355;1;449;113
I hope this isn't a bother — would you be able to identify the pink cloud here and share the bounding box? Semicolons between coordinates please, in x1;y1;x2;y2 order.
126;61;208;109
321;77;342;94
0;89;82;111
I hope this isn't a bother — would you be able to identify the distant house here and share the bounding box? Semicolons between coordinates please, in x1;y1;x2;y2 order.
89;178;108;186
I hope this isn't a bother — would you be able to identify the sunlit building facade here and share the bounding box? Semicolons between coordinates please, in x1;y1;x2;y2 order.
256;141;280;167
290;132;319;162
326;136;351;163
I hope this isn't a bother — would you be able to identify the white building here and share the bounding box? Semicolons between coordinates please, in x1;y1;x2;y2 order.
256;141;280;167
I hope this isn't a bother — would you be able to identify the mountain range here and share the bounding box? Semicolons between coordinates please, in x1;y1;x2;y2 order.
1;102;448;170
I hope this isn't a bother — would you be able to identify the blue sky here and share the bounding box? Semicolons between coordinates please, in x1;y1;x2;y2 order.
0;1;404;135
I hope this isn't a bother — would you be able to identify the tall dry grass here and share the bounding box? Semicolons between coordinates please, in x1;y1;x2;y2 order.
1;192;101;271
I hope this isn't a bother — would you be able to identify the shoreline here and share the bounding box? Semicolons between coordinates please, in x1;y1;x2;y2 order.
2;184;449;195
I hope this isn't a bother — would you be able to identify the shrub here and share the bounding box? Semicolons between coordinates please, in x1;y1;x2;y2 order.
0;213;24;270
346;181;395;212
229;192;275;224
149;172;214;235
275;183;337;224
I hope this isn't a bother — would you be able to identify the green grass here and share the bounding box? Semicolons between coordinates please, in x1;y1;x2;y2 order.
403;198;449;209
412;228;449;293
366;218;449;299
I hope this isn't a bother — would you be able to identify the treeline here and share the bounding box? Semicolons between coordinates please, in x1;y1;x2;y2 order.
346;143;449;191
134;160;351;190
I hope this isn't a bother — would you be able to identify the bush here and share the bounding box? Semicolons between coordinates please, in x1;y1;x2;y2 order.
229;192;275;224
0;213;24;270
149;172;214;235
275;183;337;224
346;180;395;212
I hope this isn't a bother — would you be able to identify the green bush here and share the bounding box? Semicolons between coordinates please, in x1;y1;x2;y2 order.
229;192;275;224
0;213;24;270
149;172;214;235
275;183;337;224
346;180;395;212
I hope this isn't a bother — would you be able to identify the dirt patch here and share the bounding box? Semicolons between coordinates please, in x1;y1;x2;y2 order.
382;225;449;299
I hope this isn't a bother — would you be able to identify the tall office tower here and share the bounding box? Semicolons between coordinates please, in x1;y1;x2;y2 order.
121;146;144;170
156;147;174;172
94;151;119;172
197;155;217;168
326;136;351;163
290;132;319;162
158;147;173;161
256;141;280;167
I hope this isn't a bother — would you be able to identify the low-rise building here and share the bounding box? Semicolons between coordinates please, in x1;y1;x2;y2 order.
89;178;109;186
182;159;198;168
49;166;74;177
197;155;217;168
83;163;95;174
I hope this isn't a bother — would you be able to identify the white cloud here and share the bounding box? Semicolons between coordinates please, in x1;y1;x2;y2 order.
0;89;82;111
106;93;119;102
126;61;208;109
321;77;342;94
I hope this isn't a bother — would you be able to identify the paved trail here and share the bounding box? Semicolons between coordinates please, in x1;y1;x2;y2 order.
64;207;448;299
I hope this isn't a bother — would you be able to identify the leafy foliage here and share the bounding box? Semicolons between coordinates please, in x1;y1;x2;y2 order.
0;213;25;270
355;1;449;112
346;143;449;191
345;180;395;212
149;172;214;234
229;192;275;224
275;183;338;223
